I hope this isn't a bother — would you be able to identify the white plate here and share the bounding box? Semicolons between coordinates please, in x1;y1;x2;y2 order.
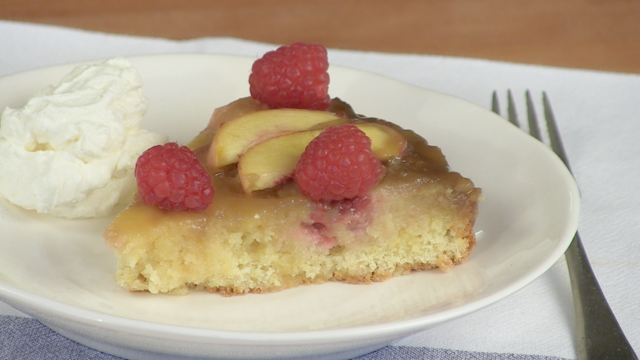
0;54;579;360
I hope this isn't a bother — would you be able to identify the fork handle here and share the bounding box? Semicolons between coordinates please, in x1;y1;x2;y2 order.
566;233;638;359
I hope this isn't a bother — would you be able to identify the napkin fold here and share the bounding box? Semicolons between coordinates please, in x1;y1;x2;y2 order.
1;20;639;360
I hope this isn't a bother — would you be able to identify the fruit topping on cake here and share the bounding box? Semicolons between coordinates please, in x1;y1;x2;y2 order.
249;42;330;110
103;43;482;296
210;108;347;168
135;143;214;211
236;121;406;193
294;124;385;202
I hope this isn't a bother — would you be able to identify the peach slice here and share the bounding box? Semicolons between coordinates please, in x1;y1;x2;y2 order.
360;123;408;160
238;123;407;193
188;98;269;151
208;109;347;168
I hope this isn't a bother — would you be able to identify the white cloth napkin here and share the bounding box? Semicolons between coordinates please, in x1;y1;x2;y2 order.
1;20;639;360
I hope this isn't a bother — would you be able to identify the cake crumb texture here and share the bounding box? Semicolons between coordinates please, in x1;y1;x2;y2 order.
105;164;480;296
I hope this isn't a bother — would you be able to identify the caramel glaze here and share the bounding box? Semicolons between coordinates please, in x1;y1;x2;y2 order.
107;97;481;250
181;97;481;240
190;97;479;202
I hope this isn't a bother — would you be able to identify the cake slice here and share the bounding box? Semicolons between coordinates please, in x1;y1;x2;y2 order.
103;97;482;295
103;42;482;296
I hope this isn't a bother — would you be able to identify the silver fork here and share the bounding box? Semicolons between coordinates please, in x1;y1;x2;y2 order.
492;90;638;360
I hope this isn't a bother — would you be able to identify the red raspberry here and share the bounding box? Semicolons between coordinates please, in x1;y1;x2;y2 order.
134;143;214;211
294;125;385;202
249;42;331;110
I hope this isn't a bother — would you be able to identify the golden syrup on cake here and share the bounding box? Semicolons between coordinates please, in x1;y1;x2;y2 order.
105;105;480;254
191;114;479;243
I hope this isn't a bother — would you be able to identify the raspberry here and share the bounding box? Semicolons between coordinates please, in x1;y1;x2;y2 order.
294;125;385;202
134;143;214;211
249;42;331;110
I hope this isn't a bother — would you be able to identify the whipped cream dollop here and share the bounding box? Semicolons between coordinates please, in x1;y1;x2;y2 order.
0;57;167;218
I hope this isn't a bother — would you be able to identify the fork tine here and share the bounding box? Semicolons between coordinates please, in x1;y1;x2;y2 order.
526;90;542;141
507;90;520;127
543;92;572;170
491;91;501;115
